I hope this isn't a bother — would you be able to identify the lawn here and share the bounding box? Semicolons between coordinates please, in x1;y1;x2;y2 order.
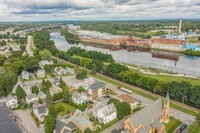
53;102;76;116
165;117;182;133
72;55;92;62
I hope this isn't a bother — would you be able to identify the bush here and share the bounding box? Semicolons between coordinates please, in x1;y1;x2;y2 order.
53;92;63;101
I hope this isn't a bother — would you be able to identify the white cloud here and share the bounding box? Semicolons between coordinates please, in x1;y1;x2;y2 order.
0;0;199;21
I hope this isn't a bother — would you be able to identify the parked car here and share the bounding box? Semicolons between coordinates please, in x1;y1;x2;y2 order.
180;123;187;131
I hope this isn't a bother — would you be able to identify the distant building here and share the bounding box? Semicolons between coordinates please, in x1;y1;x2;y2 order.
53;77;60;86
118;94;139;110
72;91;87;105
87;81;106;99
5;96;18;109
92;102;117;124
49;84;63;96
21;70;30;80
0;102;22;133
54;120;76;133
33;103;48;122
26;94;38;105
39;60;53;69
124;93;170;133
37;69;46;78
71;109;93;132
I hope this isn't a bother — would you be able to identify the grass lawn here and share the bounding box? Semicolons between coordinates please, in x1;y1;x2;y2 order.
170;103;198;117
72;55;92;62
53;102;76;116
141;73;200;86
165;117;182;133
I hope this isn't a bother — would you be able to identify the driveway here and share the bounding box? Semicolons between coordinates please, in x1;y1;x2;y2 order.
13;110;45;133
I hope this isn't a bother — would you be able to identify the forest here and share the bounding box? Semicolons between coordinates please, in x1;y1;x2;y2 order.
60;29;81;44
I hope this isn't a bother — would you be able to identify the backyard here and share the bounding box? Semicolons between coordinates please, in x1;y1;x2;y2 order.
165;117;182;133
53;102;76;116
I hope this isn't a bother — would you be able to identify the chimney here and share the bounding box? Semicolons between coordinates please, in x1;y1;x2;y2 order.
178;18;182;34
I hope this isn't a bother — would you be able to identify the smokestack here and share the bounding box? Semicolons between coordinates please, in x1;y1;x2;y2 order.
178;18;182;34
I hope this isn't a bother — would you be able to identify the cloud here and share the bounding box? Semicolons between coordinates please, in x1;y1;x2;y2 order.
0;0;199;21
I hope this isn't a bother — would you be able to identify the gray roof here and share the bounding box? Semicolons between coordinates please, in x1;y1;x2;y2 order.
89;81;105;90
0;103;22;133
26;94;37;100
137;128;148;133
151;120;164;130
36;104;48;115
55;120;76;133
73;109;91;128
101;103;117;117
129;99;163;127
6;96;17;103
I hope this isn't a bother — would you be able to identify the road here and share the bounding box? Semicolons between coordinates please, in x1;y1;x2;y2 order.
26;36;34;56
23;75;196;125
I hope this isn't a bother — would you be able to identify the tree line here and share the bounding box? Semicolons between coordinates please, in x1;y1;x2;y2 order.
60;29;81;44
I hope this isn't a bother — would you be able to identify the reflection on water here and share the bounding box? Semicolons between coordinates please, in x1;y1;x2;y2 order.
50;32;200;76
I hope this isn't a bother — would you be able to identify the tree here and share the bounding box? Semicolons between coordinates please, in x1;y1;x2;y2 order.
16;85;26;100
84;128;92;133
53;92;63;101
39;49;52;60
77;86;85;93
63;90;71;103
32;86;39;94
0;72;18;96
44;115;56;133
46;90;53;105
26;57;39;72
48;105;58;118
76;69;87;79
20;45;26;52
0;55;5;66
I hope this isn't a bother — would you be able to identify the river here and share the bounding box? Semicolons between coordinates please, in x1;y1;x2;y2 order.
50;32;200;77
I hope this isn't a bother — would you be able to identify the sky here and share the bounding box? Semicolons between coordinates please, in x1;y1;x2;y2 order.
0;0;199;22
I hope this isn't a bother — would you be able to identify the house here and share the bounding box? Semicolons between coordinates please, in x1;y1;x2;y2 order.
71;109;93;132
5;96;18;109
39;60;53;69
26;94;38;104
72;91;87;105
37;69;46;78
21;70;30;80
124;93;170;133
33;103;48;122
0;103;22;133
54;120;76;133
87;81;106;99
53;77;60;86
22;85;32;95
118;94;139;110
49;84;63;96
92;102;117;124
54;66;67;76
38;91;46;100
72;77;96;90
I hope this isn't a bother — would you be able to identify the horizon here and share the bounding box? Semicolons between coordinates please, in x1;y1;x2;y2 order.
0;0;199;22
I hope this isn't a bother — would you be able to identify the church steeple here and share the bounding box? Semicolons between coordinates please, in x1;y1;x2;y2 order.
162;91;170;123
165;91;169;102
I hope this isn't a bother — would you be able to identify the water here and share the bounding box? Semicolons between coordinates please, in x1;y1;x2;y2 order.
50;32;200;77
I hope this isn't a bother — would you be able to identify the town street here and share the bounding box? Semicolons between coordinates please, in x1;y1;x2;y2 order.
22;75;196;126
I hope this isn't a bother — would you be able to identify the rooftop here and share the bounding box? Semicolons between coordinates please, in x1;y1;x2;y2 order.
118;94;138;104
0;103;22;133
89;81;106;90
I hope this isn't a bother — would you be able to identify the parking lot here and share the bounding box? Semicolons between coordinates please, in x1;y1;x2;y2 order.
13;110;44;133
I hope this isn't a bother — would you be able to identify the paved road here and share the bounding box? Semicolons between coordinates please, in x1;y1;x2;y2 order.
13;110;44;133
26;36;34;56
23;75;196;126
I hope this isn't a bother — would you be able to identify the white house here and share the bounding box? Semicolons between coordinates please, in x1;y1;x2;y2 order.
54;66;67;76
21;70;30;80
38;91;46;100
118;94;139;110
33;103;48;122
92;103;117;124
5;96;18;109
37;69;46;78
26;94;38;104
39;60;53;69
22;85;32;95
49;84;63;96
72;91;87;105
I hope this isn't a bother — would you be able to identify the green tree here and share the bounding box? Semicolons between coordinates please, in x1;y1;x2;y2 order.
39;49;52;60
84;128;92;133
76;69;87;79
0;55;5;66
32;86;39;94
46;90;52;105
44;115;56;133
63;90;71;103
0;72;17;96
48;105;58;118
20;45;26;52
16;85;26;100
26;57;39;72
77;86;85;93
